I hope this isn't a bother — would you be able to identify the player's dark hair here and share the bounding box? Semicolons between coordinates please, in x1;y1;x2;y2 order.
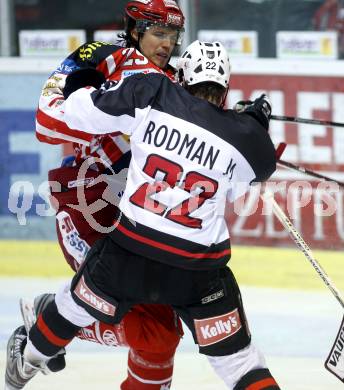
186;82;226;107
117;17;141;49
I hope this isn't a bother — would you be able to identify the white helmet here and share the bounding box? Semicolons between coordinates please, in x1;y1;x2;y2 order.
176;40;231;89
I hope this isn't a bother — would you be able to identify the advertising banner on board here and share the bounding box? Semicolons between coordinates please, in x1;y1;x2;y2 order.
198;30;258;58
19;30;86;57
227;73;344;250
276;31;338;60
93;30;123;45
0;64;343;248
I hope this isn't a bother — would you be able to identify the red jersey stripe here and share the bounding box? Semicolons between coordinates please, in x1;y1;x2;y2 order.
102;137;122;163
115;222;231;259
36;131;65;145
36;108;93;143
246;378;279;390
36;314;71;347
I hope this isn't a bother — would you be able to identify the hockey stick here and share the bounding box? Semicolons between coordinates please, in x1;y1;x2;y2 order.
271;114;344;128
278;159;344;188
261;191;344;309
325;315;344;383
265;147;344;383
263;190;344;382
274;142;344;187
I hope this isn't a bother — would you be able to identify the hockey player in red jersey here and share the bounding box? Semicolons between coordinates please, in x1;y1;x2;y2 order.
5;40;280;389
18;1;185;389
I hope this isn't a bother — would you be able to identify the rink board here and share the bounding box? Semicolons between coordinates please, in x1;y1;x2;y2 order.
1;57;344;249
0;240;343;291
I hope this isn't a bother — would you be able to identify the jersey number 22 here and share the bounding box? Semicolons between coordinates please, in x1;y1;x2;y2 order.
130;154;218;229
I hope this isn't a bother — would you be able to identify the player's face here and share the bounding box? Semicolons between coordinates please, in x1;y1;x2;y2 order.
136;25;178;69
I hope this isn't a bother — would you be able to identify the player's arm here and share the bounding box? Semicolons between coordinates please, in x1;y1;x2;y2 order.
233;94;276;183
63;73;166;137
35;42;123;145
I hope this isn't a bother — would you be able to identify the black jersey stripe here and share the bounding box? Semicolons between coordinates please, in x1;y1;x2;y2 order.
110;213;231;270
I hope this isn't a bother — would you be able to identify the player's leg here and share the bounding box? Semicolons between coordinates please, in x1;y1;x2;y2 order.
66;236;185;389
120;304;182;390
5;281;90;389
5;326;42;390
20;229;183;389
50;181;133;348
52;181;183;388
21;294;182;389
6;236;180;389
175;266;280;390
52;201;184;386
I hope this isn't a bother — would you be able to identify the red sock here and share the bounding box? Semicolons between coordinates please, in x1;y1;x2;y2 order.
75;304;182;389
121;348;175;390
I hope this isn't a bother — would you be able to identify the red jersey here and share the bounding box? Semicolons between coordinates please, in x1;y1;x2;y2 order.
35;41;176;168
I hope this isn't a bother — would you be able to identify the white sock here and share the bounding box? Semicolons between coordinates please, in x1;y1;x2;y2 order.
207;343;267;389
23;339;50;365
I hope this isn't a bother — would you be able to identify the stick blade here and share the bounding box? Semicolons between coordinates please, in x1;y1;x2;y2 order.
325;315;344;383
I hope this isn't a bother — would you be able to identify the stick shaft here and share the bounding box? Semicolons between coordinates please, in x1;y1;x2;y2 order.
262;192;344;309
278;160;344;188
271;114;344;128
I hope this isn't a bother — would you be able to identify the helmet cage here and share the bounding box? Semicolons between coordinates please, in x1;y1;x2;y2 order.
135;19;184;45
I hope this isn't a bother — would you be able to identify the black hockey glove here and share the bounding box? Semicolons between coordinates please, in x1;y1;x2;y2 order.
234;94;272;130
63;68;106;99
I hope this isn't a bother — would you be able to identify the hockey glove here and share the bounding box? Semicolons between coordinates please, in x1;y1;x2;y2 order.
63;68;106;99
42;73;67;97
234;94;272;130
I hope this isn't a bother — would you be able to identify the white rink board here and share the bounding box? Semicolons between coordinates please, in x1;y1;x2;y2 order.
1;57;344;76
0;278;343;389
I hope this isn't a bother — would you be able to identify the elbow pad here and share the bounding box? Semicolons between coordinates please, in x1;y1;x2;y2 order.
63;68;106;99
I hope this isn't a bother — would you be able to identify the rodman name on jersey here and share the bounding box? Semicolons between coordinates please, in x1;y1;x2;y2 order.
62;73;276;270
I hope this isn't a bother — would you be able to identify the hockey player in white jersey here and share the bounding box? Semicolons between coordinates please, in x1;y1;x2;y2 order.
5;40;280;390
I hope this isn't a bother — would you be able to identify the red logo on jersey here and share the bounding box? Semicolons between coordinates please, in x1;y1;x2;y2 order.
194;309;242;347
63;215;74;233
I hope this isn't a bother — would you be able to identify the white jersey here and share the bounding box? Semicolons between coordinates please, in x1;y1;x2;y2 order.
62;74;276;270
